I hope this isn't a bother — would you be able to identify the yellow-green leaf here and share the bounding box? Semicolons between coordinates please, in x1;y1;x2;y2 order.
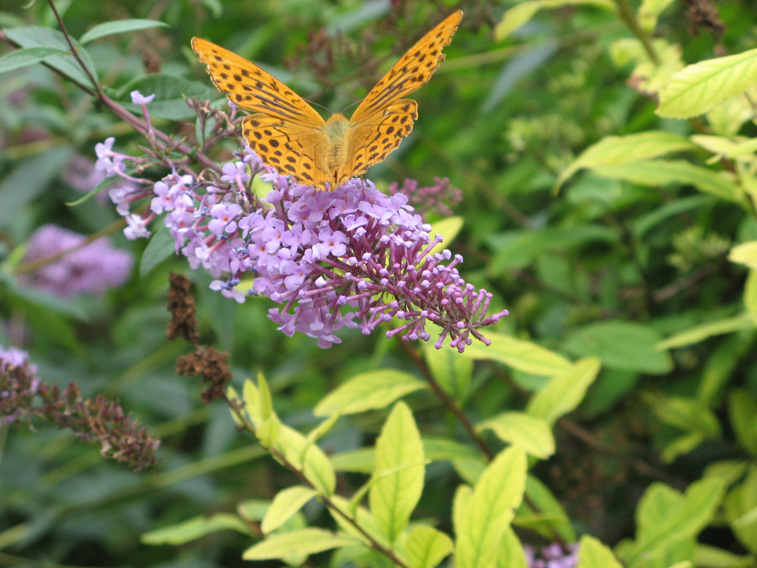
729;242;757;269
141;514;251;545
555;131;695;192
428;216;464;257
592;160;745;206
369;402;425;544
657;313;755;349
455;447;527;568
462;332;572;377
314;370;426;417
658;47;757;118
577;535;623;568
261;486;318;534
494;0;614;40
276;424;336;495
527;358;601;426
423;342;473;402
404;525;453;568
242;528;362;560
477;412;555;458
497;527;529;568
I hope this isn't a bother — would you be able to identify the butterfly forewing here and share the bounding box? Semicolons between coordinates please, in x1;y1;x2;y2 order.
191;37;325;128
349;10;463;125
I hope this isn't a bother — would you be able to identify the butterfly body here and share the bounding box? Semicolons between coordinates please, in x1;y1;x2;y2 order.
192;10;462;190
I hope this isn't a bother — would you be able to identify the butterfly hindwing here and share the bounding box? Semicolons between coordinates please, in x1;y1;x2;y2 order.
349;10;462;124
340;99;418;183
242;114;330;188
191;37;324;128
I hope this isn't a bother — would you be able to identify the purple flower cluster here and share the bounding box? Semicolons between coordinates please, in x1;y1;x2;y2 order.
20;225;133;298
524;543;579;568
96;92;507;350
388;177;463;219
0;345;159;471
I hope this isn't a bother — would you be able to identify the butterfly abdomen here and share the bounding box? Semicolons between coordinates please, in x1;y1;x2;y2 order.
323;114;351;185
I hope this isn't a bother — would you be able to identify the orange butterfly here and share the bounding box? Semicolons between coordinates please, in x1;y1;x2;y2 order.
192;10;463;190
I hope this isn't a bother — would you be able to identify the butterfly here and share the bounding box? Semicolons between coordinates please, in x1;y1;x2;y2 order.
192;10;463;190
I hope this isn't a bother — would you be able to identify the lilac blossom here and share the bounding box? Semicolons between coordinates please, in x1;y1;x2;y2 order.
96;98;507;351
20;225;133;298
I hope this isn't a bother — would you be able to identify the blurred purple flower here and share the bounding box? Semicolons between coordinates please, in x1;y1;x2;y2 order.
20;225;133;298
524;543;580;568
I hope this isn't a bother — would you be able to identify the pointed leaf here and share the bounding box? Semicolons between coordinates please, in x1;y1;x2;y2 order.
79;19;168;44
658;48;757;118
314;369;426;417
423;342;473;402
0;46;69;73
657;313;754;349
404;525;454;568
141;514;251;545
565;321;672;374
462;332;572;377
242;528;362;560
370;402;425;544
497;527;529;568
455;447;527;568
577;535;623;568
729;242;757;270
477;412;554;458
555;131;695;191
276;424;336;495
527;358;601;426
494;0;614;40
262;486;317;534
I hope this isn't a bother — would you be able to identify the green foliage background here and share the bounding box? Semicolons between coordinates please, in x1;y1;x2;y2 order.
1;0;757;567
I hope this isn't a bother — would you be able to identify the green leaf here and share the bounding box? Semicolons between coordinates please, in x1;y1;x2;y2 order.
745;271;757;325
527;358;601;426
115;75;219;120
66;175;120;207
455;447;527;568
693;544;755;568
697;333;754;407
330;448;375;473
139;225;176;277
628;478;726;565
141;514;251;544
79;19;168;44
723;464;757;554
517;474;576;542
427;215;464;257
657;313;754;349
4;27;97;88
477;412;554;458
313;369;426;417
0;147;74;228
404;525;454;568
242;528;362;560
729;241;757;269
261;486;318;534
494;0;614;40
565;321;672;374
497;528;529;568
423;342;472;402
728;390;757;456
369;402;425;544
577;535;624;568
658;47;757;118
647;396;722;439
555;131;695;191
0;46;70;73
276;424;336;496
462;332;572;377
592;160;746;206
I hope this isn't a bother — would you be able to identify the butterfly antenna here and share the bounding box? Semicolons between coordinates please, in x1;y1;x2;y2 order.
303;97;334;115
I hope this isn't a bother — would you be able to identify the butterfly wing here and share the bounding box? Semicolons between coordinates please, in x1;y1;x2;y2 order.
339;10;462;183
336;99;418;186
191;37;325;128
242;114;331;188
349;10;463;125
